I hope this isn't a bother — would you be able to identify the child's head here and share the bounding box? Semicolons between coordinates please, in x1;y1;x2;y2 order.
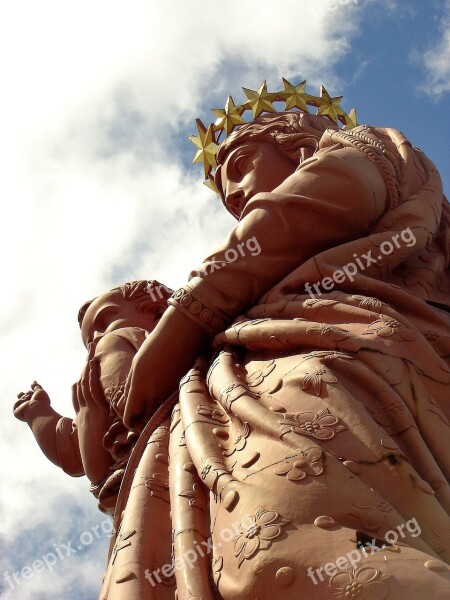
78;280;173;347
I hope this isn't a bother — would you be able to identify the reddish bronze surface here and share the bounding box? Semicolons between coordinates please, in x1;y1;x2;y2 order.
16;113;450;598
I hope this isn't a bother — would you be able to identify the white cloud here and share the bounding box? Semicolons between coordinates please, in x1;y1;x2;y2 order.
420;1;450;96
0;0;365;596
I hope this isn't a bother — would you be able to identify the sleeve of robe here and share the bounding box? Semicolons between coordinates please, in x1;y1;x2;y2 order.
169;146;391;331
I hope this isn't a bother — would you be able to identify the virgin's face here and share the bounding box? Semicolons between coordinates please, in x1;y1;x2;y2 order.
219;141;297;219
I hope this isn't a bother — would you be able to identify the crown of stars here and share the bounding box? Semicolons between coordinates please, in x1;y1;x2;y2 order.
189;78;358;192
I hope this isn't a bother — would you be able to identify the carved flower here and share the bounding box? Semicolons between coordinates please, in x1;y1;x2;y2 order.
350;489;393;531
306;323;350;341
362;389;408;434
274;447;324;481
279;409;346;440
197;456;229;493
233;508;288;567
301;350;354;365
363;317;415;341
303;298;339;309
329;566;389;599
247;360;276;387
111;529;136;565
352;296;384;313
179;483;206;509
196;404;229;425
219;383;259;410
144;473;170;503
148;426;169;447
222;422;250;457
300;365;337;396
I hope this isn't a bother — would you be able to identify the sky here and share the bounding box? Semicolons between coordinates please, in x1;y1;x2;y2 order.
0;0;449;598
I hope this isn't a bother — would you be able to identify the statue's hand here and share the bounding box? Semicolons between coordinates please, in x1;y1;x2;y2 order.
121;305;210;428
14;382;51;422
72;343;107;413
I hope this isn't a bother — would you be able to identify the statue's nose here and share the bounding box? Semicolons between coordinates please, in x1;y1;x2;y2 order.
225;188;247;218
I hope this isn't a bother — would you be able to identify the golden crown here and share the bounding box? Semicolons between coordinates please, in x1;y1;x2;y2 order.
189;78;357;194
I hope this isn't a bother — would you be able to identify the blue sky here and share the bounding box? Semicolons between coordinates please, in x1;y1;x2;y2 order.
1;0;448;598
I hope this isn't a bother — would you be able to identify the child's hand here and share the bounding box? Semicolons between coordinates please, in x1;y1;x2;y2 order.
14;382;51;422
72;343;107;413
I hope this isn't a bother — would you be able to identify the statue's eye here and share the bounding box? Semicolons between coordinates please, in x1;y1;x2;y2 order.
233;153;251;176
95;307;120;332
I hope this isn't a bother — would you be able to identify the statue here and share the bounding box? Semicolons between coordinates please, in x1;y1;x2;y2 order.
16;80;450;599
14;280;172;514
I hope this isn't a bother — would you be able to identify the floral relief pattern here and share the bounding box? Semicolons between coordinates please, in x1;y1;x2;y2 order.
300;365;338;396
329;566;390;600
302;350;353;363
363;388;409;434
306;323;350;341
144;473;170;503
351;295;385;313
349;489;393;531
303;298;340;309
274;447;325;481
148;426;169;448
363;317;416;341
111;529;136;565
196;404;229;425
246;359;276;387
222;422;250;457
233;508;288;567
279;409;346;440
179;483;207;509
197;456;229;495
219;382;259;411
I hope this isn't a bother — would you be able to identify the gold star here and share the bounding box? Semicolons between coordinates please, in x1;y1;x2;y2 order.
188;119;219;178
280;78;311;112
204;174;220;195
212;96;246;136
316;85;347;124
242;81;277;118
343;107;358;129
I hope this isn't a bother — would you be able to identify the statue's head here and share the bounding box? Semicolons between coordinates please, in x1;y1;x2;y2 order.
215;111;335;219
78;280;173;347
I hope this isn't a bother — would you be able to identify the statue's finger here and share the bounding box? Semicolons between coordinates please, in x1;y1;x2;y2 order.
88;359;105;407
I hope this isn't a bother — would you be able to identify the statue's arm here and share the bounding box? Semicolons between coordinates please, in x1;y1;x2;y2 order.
182;147;388;318
123;147;388;425
14;383;84;476
75;329;147;483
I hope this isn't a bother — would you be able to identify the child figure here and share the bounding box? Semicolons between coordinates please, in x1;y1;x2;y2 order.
14;280;173;515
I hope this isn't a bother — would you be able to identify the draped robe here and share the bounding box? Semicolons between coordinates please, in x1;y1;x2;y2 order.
100;125;450;600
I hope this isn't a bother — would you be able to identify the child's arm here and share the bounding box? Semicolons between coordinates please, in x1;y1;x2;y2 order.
74;330;146;483
14;382;84;476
